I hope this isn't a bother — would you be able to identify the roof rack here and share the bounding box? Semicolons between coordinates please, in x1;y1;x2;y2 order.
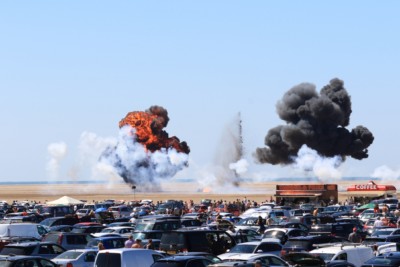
313;242;365;249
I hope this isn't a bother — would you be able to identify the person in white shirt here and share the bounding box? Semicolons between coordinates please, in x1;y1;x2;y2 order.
374;217;383;228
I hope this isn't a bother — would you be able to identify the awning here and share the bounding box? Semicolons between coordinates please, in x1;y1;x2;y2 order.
275;193;322;198
344;191;395;197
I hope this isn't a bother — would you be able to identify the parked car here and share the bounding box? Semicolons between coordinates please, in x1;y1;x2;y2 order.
159;229;236;255
310;244;374;267
262;228;307;244
282;252;325;267
0;223;48;239
281;235;348;255
51;249;98;267
218;239;282;260
213;253;290;267
174;252;222;264
86;236;126;249
0;255;58;267
95;248;164;267
92;226;134;237
151;255;212;267
361;251;400;267
42;232;93;250
0;242;66;259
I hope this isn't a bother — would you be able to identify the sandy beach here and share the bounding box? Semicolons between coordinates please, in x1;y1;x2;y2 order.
1;179;396;204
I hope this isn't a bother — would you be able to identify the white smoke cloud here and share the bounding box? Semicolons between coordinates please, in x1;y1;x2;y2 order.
46;142;67;180
229;159;249;175
99;126;189;190
293;145;342;181
371;165;400;181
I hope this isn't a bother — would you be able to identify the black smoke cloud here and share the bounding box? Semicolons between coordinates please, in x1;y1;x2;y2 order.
255;78;374;165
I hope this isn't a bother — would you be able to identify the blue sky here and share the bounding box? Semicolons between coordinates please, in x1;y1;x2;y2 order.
1;1;400;182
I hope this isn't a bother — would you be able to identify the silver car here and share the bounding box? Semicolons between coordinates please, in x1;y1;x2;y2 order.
52;249;98;267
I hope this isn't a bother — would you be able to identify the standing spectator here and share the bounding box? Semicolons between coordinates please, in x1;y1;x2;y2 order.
98;242;105;250
132;239;142;248
145;239;154;250
348;227;361;243
125;235;134;248
374;217;383;228
374;204;379;214
254;260;262;267
313;208;318;217
257;216;266;234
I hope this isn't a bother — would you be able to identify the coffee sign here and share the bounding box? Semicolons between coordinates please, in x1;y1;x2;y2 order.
355;184;377;190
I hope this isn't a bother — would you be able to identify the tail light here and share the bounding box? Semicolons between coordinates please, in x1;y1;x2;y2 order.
66;263;73;267
281;250;286;256
57;234;63;245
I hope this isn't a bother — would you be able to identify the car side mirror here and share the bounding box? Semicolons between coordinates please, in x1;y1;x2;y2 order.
256;249;263;253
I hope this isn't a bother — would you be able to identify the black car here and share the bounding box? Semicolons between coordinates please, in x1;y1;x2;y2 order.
40;216;79;228
174;252;222;264
160;229;236;255
0;242;66;259
327;261;356;267
310;222;367;239
361;252;400;267
0;255;57;267
151;255;212;267
134;215;181;231
282;252;326;267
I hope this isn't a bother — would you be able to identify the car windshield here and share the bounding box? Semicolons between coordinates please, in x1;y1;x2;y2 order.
135;223;153;231
101;228;115;233
324;206;339;212
54;251;83;259
264;230;285;239
312;253;335;261
0;261;11;267
229;244;257;253
373;229;394;236
132;233;146;240
365;257;400;266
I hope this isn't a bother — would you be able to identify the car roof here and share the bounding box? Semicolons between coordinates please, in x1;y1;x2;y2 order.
5;241;57;247
160;255;210;261
221;253;279;261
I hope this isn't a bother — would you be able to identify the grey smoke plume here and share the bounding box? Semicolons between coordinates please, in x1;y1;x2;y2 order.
210;113;247;187
255;78;374;165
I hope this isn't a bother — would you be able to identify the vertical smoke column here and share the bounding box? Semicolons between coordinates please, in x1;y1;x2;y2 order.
255;78;374;165
209;112;248;188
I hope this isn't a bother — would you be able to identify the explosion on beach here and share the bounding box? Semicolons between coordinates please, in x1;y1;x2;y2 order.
255;78;374;165
100;105;190;190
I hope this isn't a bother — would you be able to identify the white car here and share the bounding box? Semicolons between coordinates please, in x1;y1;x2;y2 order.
217;253;290;267
52;249;98;267
218;240;282;260
76;208;91;218
92;226;134;237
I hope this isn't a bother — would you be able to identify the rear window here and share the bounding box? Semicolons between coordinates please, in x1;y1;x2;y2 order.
66;235;90;244
284;240;310;249
151;262;184;267
96;253;121;267
43;233;60;243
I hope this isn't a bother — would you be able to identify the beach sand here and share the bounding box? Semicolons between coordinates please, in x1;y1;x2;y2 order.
0;180;392;204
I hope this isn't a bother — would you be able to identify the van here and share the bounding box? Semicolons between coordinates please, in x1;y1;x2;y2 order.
310;244;374;267
160;229;236;255
94;248;164;267
0;223;48;239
